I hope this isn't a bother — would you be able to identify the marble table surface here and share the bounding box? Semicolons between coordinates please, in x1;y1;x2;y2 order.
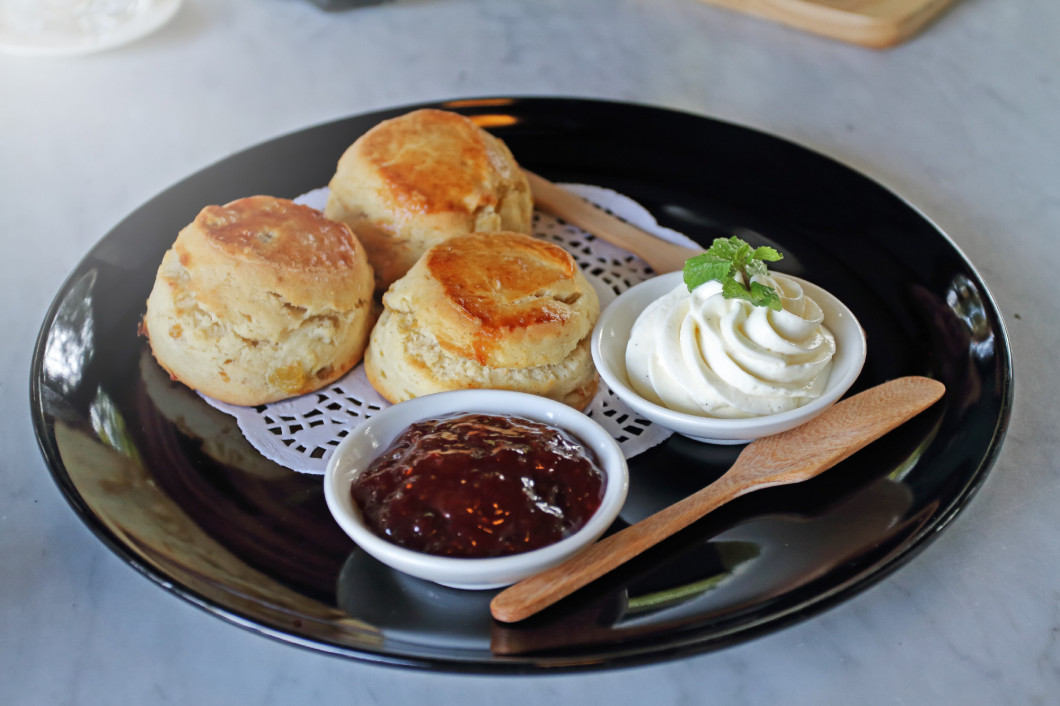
2;0;1057;703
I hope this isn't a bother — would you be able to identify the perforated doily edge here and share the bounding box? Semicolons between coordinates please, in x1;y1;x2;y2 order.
200;183;693;474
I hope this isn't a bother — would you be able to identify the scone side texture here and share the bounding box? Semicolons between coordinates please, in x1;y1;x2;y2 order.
364;307;598;410
143;196;376;405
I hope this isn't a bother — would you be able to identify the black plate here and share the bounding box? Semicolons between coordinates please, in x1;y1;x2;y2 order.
31;97;1012;672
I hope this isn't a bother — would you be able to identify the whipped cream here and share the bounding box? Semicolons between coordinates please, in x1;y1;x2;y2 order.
625;274;836;418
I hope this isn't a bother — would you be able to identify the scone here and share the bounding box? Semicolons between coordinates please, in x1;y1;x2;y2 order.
364;231;599;409
324;108;533;292
143;195;376;406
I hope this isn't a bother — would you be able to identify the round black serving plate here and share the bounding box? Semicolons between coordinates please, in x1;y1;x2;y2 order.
31;97;1012;672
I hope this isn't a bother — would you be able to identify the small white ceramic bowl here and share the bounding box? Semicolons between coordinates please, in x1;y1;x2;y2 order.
592;271;867;445
323;389;629;590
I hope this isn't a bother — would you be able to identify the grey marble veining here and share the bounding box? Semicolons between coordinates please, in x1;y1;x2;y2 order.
2;0;1058;703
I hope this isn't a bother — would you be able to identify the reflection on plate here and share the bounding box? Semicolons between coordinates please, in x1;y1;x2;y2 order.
31;97;1012;672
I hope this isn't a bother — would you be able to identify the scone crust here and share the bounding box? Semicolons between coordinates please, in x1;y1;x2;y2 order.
364;231;600;409
324;109;533;291
143;196;376;405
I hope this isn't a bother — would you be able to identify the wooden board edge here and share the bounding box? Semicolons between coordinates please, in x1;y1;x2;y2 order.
694;0;961;48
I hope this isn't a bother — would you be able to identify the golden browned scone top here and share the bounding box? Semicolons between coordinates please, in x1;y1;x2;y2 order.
357;109;509;216
179;195;372;313
383;231;599;369
195;195;362;270
324;109;534;292
427;232;576;330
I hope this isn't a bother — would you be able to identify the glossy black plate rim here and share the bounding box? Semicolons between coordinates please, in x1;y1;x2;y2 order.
31;96;1013;673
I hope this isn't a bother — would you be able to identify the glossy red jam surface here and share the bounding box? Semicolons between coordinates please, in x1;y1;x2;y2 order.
350;413;607;558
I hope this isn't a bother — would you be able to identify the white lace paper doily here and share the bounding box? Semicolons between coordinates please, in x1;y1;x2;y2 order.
202;184;698;474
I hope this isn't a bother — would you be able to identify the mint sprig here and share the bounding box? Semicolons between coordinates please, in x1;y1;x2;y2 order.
683;236;784;310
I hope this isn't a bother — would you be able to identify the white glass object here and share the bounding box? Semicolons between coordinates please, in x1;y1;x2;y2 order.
0;0;181;56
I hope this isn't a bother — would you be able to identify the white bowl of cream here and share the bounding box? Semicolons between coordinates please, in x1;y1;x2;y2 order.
592;271;866;444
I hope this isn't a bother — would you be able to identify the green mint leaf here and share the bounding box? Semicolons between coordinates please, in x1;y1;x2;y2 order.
744;258;769;279
748;281;783;310
721;277;752;302
707;237;743;261
683;252;734;292
682;236;785;310
732;241;753;265
752;246;782;262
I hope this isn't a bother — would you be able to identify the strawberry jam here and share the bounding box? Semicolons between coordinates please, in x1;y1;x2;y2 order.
350;413;606;558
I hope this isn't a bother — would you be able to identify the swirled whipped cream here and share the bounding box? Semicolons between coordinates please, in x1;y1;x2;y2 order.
625;274;836;418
